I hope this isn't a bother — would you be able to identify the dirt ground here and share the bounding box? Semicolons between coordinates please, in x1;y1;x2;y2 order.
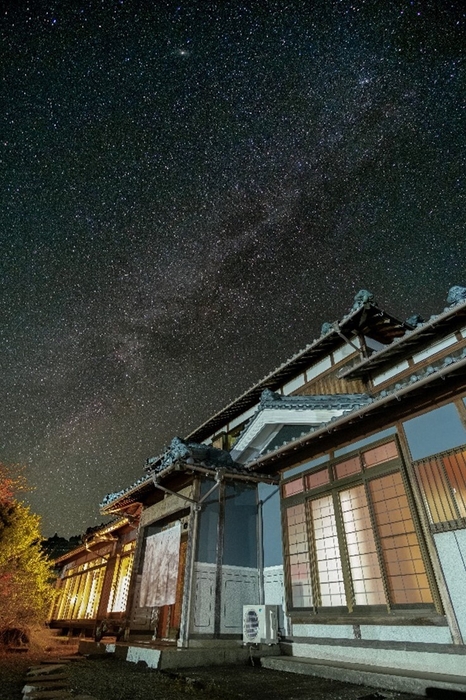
0;650;426;700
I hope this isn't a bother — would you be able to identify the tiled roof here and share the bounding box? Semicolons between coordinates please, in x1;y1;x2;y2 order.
101;288;466;508
100;476;152;510
246;348;466;473
101;440;258;512
186;294;408;444
258;389;372;411
231;390;374;464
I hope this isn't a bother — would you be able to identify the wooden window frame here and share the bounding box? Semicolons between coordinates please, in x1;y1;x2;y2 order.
413;443;466;533
282;437;441;623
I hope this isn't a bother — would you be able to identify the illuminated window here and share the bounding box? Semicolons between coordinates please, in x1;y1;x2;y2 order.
414;446;466;530
285;504;312;607
52;557;107;621
310;495;345;607
283;439;435;612
369;473;432;605
107;549;135;613
334;455;361;479
305;469;330;490
340;485;385;606
363;441;398;468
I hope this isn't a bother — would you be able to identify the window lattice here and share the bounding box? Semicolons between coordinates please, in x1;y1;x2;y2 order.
414;447;466;529
283;439;435;612
285;503;312;607
311;495;345;607
107;553;135;613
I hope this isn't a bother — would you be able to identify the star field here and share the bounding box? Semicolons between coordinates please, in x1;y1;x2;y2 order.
1;1;465;536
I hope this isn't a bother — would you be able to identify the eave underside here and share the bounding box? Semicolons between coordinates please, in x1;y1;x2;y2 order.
248;364;466;475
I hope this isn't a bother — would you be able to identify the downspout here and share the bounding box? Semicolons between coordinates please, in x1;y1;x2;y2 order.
258;497;264;605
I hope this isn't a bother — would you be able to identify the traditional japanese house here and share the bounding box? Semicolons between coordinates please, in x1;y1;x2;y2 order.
51;286;466;688
237;286;466;686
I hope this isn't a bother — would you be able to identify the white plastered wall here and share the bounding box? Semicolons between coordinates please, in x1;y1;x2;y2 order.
263;564;288;635
433;529;466;642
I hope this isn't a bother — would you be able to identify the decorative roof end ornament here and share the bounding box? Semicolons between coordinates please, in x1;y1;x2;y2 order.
260;388;282;406
446;285;466;307
405;313;425;328
156;436;237;471
320;321;334;336
352;289;375;311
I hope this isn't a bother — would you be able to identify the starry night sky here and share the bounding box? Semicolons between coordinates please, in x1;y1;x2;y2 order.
1;1;465;537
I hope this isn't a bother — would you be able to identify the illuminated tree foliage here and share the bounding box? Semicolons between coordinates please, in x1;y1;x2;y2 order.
0;464;54;642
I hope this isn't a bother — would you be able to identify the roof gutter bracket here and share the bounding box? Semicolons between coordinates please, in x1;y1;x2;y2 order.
332;322;361;354
151;467;226;511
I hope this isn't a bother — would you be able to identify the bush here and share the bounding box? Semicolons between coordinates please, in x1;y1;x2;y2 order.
0;465;55;647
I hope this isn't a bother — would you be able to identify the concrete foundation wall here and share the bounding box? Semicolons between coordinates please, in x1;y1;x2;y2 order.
291;623;452;644
284;639;466;676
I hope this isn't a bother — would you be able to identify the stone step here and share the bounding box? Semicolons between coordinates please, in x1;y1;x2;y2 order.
23;674;69;683
261;655;466;697
23;659;72;700
39;659;73;665
22;691;73;699
27;664;67;675
23;681;70;693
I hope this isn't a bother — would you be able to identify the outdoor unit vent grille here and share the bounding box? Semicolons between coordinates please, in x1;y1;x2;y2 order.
242;605;278;645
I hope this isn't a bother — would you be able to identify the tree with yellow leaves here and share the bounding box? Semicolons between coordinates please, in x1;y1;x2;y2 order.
0;464;54;646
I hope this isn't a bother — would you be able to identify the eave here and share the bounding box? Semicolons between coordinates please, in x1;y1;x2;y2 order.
186;303;408;444
339;300;466;380
100;476;154;514
53;516;131;565
247;354;466;475
101;460;278;514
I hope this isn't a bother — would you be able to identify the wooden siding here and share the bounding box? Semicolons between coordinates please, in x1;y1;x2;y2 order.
296;368;367;396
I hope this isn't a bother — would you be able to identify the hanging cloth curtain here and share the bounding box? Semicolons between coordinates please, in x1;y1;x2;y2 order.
139;522;181;608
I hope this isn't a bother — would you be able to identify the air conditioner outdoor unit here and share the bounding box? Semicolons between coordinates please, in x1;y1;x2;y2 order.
243;605;278;645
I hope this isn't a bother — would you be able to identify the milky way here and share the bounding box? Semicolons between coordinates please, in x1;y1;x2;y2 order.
1;1;464;536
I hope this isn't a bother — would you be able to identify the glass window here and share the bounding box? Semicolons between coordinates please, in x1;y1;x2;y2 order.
305;469;330;490
363;441;398;468
369;473;432;605
285;504;312;608
414;446;466;528
283;477;304;497
339;486;385;606
283;441;435;613
107;551;135;613
53;558;108;621
310;495;345;607
403;404;466;460
334;455;361;479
